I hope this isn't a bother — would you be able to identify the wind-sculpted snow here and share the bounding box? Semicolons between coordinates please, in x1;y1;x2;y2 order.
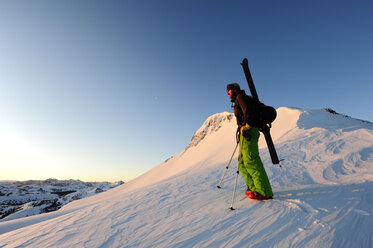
0;107;372;248
268;109;373;186
297;108;373;132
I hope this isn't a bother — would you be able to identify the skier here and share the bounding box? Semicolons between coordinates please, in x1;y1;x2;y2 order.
226;82;273;200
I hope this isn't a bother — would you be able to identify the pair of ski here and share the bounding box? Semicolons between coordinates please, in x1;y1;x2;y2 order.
241;58;279;165
218;58;279;210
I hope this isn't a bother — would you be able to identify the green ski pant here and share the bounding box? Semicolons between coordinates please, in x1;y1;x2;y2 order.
238;127;273;197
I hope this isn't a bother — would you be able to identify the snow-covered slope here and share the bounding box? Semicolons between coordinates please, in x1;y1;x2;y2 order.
0;107;372;248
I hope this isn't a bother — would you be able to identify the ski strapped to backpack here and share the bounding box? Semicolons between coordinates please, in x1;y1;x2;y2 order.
240;58;280;165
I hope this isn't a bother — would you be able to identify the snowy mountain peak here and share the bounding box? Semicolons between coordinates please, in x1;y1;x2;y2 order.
185;112;234;150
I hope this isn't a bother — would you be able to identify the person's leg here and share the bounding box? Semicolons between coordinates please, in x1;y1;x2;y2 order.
241;128;273;197
238;134;254;191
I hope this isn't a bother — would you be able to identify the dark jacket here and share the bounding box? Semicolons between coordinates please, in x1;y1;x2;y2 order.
233;90;259;128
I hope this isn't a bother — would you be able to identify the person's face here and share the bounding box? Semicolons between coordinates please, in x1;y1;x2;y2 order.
227;89;235;99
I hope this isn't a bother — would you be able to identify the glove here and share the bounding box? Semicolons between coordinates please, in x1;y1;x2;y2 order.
240;124;251;140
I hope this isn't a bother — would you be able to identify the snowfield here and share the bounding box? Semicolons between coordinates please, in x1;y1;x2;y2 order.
0;107;372;248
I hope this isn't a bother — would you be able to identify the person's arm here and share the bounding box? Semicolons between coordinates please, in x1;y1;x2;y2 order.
236;94;250;124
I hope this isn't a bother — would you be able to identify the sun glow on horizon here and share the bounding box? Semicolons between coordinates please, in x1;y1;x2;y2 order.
0;124;67;180
0;124;139;182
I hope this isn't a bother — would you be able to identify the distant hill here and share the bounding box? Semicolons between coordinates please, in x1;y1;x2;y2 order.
0;179;123;221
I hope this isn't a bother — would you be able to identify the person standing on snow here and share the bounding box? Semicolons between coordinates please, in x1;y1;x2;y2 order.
226;82;273;200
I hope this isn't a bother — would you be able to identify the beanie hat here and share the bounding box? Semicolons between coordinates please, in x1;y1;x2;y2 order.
226;82;240;91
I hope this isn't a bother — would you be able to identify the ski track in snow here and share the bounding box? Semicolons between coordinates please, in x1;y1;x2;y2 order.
0;108;372;248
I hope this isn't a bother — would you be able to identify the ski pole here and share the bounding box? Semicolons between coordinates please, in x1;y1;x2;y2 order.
229;163;240;210
217;142;238;189
229;137;243;210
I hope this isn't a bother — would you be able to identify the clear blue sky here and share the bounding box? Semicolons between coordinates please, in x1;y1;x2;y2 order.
1;1;372;182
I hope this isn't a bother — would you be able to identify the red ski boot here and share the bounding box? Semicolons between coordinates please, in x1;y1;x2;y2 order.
248;191;273;200
245;190;252;196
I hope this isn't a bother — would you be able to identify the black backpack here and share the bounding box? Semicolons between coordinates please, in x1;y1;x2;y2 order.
249;97;277;128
